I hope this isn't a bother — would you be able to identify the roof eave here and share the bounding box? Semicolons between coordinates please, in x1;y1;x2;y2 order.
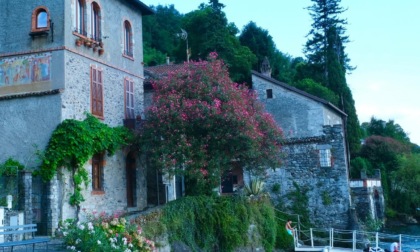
125;0;154;15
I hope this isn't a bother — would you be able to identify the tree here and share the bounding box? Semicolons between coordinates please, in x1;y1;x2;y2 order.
303;0;361;156
181;6;256;83
140;53;284;195
292;78;339;105
392;154;420;214
239;21;295;83
143;5;184;65
360;135;410;203
365;117;411;144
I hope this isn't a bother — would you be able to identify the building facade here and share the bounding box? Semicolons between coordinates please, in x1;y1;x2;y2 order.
252;63;352;229
0;0;153;234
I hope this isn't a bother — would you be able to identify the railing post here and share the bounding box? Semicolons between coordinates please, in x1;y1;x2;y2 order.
330;228;334;248
376;232;379;248
310;228;314;247
399;234;402;251
352;230;356;251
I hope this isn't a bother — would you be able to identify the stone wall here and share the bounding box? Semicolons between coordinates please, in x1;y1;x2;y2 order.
351;186;385;222
265;125;351;229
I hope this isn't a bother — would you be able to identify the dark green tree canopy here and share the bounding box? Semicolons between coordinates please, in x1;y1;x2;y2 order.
239;21;295;83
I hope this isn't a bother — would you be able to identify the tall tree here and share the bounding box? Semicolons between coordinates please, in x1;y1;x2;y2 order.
304;0;361;156
209;0;225;12
140;53;284;195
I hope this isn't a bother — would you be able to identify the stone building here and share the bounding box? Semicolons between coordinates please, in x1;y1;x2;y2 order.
350;171;385;222
0;0;153;234
252;59;352;229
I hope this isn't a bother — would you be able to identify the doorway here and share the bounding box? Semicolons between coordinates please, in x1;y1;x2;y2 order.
126;152;136;207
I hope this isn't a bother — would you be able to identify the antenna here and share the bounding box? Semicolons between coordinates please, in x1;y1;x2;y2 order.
177;28;190;62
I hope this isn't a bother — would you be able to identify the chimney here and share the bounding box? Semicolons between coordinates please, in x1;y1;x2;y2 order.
260;56;272;78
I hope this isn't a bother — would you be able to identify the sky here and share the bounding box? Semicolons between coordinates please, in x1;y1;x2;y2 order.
145;0;420;145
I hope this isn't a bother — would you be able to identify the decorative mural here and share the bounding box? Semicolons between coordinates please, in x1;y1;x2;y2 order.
0;53;51;86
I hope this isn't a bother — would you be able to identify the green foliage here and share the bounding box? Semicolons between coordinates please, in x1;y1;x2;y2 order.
363;217;384;232
182;6;257;83
271;183;280;193
365;117;411;144
0;158;24;176
321;191;332;206
143;5;184;62
244;179;265;196
390;154;420;215
349;156;373;178
274;211;294;250
57;212;155;252
287;182;310;223
248;199;277;252
239;21;295;84
153;195;276;252
143;43;167;66
385;208;397;218
0;158;24;209
36;114;133;207
292;78;339;105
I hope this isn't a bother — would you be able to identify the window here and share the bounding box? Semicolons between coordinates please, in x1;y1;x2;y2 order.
92;153;104;191
91;66;103;117
75;0;86;35
266;89;273;99
31;7;50;32
319;149;332;167
91;2;101;41
124;78;135;119
124;21;133;57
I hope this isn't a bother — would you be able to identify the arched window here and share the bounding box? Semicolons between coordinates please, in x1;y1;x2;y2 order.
75;0;86;35
31;7;50;32
91;2;101;41
124;20;133;57
37;11;48;28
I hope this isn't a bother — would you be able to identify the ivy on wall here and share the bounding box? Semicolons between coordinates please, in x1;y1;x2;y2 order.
0;158;25;207
35;114;133;211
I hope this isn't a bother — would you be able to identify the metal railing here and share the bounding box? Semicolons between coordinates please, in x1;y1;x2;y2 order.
295;227;420;251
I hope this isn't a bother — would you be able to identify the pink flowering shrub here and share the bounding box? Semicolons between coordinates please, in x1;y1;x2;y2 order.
57;211;155;252
141;52;284;194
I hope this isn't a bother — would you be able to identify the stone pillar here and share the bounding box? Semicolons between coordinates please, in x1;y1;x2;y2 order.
18;171;32;225
46;174;60;235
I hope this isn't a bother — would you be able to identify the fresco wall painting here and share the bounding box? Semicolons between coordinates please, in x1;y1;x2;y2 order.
0;53;51;87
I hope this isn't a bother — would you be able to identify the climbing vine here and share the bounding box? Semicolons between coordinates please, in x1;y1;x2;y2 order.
0;158;25;207
0;158;24;176
36;114;133;211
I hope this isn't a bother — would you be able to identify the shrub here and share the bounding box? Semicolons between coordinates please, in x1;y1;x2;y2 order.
57;212;155;252
146;195;276;252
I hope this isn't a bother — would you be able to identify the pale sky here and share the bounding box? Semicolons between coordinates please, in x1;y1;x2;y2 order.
145;0;420;145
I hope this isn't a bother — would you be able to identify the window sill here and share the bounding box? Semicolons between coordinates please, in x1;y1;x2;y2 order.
29;30;49;38
91;190;105;195
123;54;134;61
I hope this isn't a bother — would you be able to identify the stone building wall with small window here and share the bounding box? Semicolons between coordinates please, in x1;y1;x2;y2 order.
252;69;351;229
